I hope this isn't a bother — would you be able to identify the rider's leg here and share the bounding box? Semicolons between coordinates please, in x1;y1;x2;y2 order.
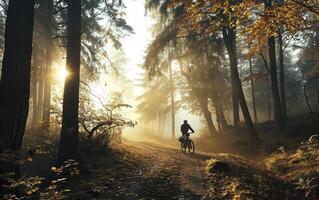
182;133;187;140
185;134;190;145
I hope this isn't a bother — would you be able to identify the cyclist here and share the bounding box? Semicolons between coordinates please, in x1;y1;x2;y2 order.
180;120;195;140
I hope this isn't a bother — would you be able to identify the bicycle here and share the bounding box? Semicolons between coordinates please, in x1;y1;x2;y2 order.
179;133;195;154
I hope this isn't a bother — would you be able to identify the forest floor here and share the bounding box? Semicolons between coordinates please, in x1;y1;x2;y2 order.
61;140;306;200
66;141;210;200
13;136;314;200
13;113;319;199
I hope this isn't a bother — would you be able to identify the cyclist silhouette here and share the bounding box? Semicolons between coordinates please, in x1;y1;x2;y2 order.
180;120;194;139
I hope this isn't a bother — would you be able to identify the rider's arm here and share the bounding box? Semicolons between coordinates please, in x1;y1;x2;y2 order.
188;125;195;133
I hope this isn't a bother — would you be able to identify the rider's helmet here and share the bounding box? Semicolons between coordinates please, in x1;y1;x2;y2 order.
183;120;187;124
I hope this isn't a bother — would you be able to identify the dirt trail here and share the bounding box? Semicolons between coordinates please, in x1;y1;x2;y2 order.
70;140;211;200
127;141;210;196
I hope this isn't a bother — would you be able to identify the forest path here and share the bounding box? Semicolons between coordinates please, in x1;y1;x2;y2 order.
70;140;211;200
124;140;210;198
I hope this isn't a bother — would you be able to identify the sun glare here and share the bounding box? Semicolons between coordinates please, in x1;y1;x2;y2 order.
57;67;68;81
171;60;180;71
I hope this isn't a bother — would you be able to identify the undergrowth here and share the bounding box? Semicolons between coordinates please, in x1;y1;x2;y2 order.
264;138;319;199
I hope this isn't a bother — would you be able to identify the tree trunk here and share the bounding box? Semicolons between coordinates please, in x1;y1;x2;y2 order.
231;61;239;127
216;104;228;131
231;79;240;127
218;106;228;130
194;91;217;135
42;0;53;129
219;27;239;127
249;57;258;122
179;62;218;135
168;61;176;138
32;56;39;125
261;55;272;120
278;31;287;120
268;36;285;128
57;0;81;165
267;73;272;120
303;82;314;114
205;46;229;131
210;95;228;131
0;0;35;152
265;0;285;128
222;27;259;143
37;54;45;122
200;100;217;135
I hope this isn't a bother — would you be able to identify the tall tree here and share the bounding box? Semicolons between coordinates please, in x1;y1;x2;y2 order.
137;75;173;135
57;0;81;165
42;0;54;128
267;74;272;120
241;0;313;124
222;28;240;128
31;0;49;126
169;0;260;142
222;27;259;142
31;48;39;125
168;59;176;138
179;60;218;135
249;56;258;122
37;52;45;121
0;0;35;151
0;1;6;59
204;40;229;130
278;31;287;120
264;0;285;128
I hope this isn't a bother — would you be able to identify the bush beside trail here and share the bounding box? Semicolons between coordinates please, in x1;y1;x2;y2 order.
264;135;319;199
205;154;302;200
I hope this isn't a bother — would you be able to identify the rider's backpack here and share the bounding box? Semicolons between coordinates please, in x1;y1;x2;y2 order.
181;124;189;133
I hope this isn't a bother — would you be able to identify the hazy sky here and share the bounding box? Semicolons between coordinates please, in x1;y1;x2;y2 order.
122;0;153;96
121;0;203;137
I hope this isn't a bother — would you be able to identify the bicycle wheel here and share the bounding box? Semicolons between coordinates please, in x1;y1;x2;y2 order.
188;140;195;154
181;141;187;153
